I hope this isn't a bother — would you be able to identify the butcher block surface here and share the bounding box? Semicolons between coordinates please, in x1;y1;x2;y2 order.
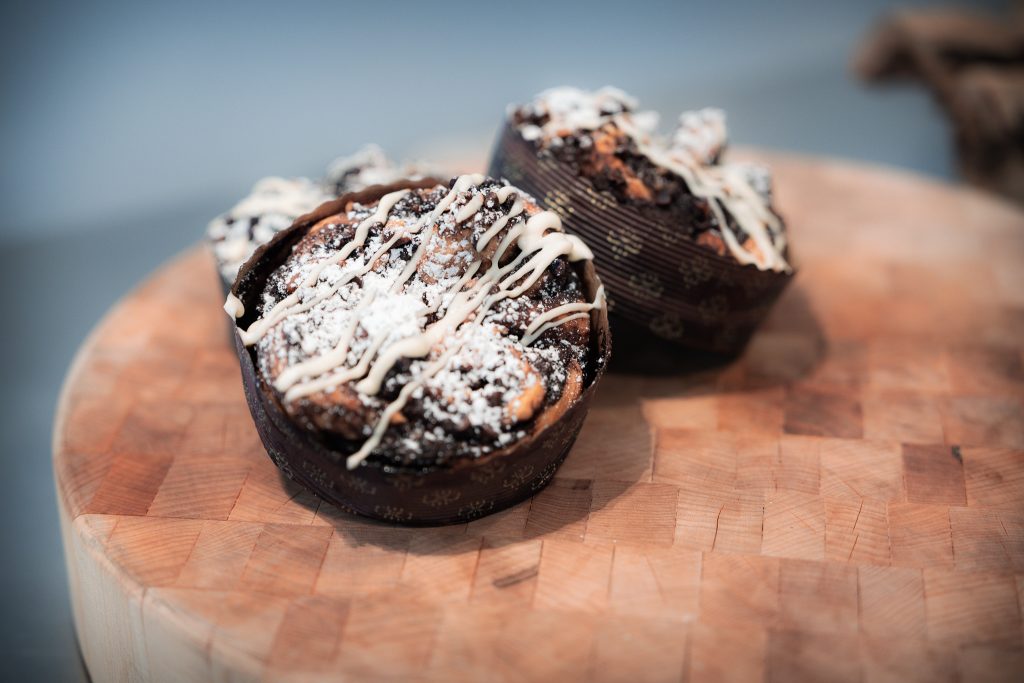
54;154;1024;682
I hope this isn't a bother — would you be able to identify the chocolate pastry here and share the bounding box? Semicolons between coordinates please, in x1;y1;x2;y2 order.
206;145;441;289
226;175;610;524
490;86;795;355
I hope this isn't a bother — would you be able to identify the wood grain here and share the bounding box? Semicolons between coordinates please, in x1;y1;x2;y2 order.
54;155;1024;682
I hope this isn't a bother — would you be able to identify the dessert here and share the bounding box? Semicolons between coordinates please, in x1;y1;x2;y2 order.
226;175;609;524
207;145;439;289
324;144;441;196
207;177;333;288
490;86;795;355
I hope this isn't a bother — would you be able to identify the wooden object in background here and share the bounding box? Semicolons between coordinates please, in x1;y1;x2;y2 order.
55;155;1024;682
855;8;1024;202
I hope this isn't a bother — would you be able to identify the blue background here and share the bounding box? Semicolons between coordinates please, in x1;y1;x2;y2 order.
0;0;1005;679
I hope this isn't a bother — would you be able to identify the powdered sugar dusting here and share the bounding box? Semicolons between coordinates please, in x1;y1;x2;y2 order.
252;177;598;468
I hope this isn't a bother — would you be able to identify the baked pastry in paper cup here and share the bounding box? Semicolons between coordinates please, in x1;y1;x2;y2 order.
489;87;794;356
207;145;444;296
225;176;610;525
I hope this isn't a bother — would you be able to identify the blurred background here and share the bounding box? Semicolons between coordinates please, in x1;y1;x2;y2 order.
0;0;1010;679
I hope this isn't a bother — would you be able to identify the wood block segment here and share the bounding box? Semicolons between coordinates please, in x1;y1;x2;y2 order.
777;559;859;635
819;439;903;503
957;645;1024;683
534;539;614;614
774;435;821;494
676;490;764;554
902;444;967;505
86;452;174;516
147;455;251;520
858;635;956;683
941;396;1024;448
824;497;891;565
400;533;481;605
689;621;767;683
784;386;863;439
699;553;780;626
471;538;542;606
763;490;825;560
176;520;262;590
586;481;678;546
949;507;1024;572
862;391;944;444
591;617;688;683
653;429;737;496
767;630;862;683
315;526;411;598
924;568;1023;646
563;403;654;482
266;596;349;676
238;524;332;596
105;516;204;586
858;565;926;638
228;460;321;525
336;596;441;679
524;478;591;540
888;503;954;568
608;545;700;620
963;447;1024;509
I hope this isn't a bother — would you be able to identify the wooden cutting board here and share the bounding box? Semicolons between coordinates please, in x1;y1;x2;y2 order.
54;155;1024;683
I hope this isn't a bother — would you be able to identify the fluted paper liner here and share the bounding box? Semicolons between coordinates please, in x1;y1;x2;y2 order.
489;123;794;355
229;179;611;526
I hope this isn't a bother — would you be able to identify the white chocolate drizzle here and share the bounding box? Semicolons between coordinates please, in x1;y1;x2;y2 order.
515;87;790;273
237;189;412;346
346;343;463;469
273;291;377;394
224;293;245;318
475;186;524;251
522;286;605;346
227;176;600;469
620;115;789;272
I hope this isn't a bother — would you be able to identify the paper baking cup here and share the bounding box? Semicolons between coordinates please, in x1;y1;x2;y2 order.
229;180;611;525
489;123;794;355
